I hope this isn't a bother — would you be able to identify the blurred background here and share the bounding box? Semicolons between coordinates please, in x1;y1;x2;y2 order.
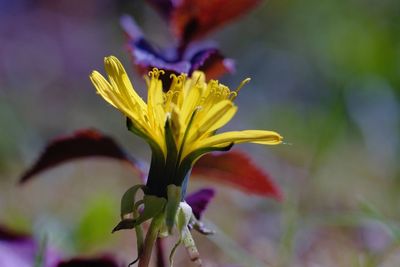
1;0;400;266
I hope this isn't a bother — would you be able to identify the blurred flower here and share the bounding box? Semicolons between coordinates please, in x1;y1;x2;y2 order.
120;15;234;81
0;225;120;267
145;0;261;43
0;225;60;267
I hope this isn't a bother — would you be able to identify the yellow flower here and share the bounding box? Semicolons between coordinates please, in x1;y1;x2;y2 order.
90;56;282;160
90;55;282;201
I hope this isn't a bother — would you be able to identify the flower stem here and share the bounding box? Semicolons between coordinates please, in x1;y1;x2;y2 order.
156;238;167;267
138;213;164;267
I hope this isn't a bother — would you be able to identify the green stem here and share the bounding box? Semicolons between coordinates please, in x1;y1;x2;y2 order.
138;213;164;267
134;206;144;256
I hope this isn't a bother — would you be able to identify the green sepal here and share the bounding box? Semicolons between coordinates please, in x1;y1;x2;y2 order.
129;116;167;197
126;118;153;146
165;184;182;233
126;118;165;161
112;219;136;233
112;195;167;233
120;184;145;219
164;117;178;185
174;143;234;187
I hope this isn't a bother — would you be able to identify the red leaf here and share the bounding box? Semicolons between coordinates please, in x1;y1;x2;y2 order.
20;129;146;183
192;150;282;200
171;0;261;42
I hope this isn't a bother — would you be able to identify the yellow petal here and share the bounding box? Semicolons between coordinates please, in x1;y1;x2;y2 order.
103;56;147;111
187;100;237;143
90;71;116;108
191;130;283;153
180;81;202;125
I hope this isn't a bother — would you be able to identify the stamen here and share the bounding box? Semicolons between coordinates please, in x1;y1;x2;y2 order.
148;68;165;79
231;78;251;100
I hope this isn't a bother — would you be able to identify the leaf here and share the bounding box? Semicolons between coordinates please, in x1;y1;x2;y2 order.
112;195;167;233
20;129;146;183
185;188;215;220
192;150;282;200
111;219;137;233
120;184;145;219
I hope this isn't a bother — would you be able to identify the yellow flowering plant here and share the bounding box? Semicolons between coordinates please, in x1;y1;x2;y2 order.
89;55;283;266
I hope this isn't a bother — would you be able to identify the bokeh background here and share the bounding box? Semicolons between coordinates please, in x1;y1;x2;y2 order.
1;0;400;266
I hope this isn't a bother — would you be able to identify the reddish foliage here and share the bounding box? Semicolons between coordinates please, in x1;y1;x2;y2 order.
170;0;261;42
20;129;146;183
192;150;282;200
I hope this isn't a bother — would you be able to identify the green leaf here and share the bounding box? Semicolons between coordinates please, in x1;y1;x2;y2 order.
112;219;136;232
164;117;178;186
120;184;145;219
112;195;167;233
174;143;234;187
126;117;164;160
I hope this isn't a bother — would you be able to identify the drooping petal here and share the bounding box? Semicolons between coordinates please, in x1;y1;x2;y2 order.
103;56;147;111
90;71;146;131
191;130;283;153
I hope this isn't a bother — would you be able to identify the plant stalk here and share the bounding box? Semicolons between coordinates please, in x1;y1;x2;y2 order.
138;213;164;267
